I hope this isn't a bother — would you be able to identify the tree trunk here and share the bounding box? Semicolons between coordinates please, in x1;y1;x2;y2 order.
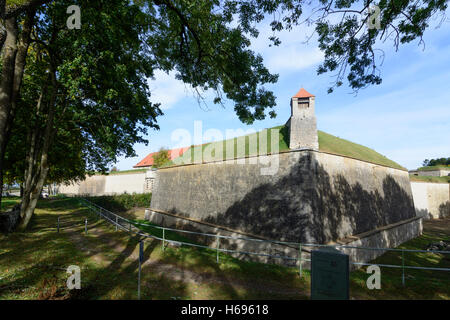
17;70;57;231
0;23;6;58
0;11;34;209
17;166;49;230
0;17;18;208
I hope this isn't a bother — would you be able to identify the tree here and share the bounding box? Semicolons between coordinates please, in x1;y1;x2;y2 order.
12;0;164;229
0;0;54;204
152;148;171;168
0;6;37;204
205;0;447;93
422;157;450;167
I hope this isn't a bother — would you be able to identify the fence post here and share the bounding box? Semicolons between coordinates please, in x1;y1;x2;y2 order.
57;216;60;233
216;236;220;264
85;218;88;235
115;216;118;231
402;250;405;286
299;243;302;277
162;228;165;252
138;240;143;300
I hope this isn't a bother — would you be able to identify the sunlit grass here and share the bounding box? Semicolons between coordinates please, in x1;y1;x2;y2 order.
1;198;448;299
160;125;406;170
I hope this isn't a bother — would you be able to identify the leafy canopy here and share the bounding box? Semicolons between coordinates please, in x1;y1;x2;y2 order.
422;158;450;167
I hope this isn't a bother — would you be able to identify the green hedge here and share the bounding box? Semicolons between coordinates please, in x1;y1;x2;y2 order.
86;193;151;212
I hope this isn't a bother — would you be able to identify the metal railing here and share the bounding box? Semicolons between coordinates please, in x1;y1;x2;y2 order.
77;198;450;285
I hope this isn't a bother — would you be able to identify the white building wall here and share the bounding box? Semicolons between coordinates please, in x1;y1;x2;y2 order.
104;172;146;194
57;171;152;196
410;181;450;219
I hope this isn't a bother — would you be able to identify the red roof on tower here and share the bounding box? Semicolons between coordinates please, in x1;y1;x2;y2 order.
293;88;314;98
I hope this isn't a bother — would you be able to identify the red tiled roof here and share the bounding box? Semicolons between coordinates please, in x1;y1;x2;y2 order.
133;147;190;168
293;88;314;98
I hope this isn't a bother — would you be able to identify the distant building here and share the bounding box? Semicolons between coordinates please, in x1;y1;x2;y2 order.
56;169;158;196
409;167;450;177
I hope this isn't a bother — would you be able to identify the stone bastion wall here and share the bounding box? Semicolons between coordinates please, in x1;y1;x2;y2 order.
149;149;417;247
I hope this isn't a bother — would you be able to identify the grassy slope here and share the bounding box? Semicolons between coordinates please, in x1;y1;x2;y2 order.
417;165;450;171
317;130;406;170
162;125;405;170
409;175;450;184
1;198;448;300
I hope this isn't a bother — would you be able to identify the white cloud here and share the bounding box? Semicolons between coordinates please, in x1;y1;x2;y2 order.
147;71;191;110
250;19;323;73
265;46;323;73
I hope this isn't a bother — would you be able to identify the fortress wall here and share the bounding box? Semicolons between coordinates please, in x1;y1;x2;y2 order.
145;209;421;268
57;172;147;196
414;169;450;177
410;182;450;219
312;152;415;240
57;182;81;194
150;150;417;245
78;175;106;195
103;172;146;194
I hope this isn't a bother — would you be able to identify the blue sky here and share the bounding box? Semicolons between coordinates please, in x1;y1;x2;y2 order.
116;12;450;171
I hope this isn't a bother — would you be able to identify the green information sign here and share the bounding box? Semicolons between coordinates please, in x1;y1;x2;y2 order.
311;247;349;300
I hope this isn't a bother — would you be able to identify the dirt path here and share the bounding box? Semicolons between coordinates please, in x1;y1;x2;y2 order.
64;216;306;299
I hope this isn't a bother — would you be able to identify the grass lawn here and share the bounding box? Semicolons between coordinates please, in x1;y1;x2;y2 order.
0;198;448;300
0;197;20;211
161;125;406;171
317;130;406;170
417;165;450;171
409;175;450;184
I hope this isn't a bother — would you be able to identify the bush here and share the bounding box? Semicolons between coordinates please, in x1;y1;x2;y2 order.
86;193;151;212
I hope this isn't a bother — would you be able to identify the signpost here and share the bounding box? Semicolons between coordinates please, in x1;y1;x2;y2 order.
311;247;349;300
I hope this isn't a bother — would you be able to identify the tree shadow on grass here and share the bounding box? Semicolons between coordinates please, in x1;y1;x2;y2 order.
0;208;189;300
0;218;89;299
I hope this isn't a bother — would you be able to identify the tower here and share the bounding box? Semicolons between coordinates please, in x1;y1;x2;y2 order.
288;88;319;150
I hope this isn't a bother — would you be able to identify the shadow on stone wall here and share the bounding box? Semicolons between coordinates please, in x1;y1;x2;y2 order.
202;154;415;244
78;177;106;195
416;208;432;220
439;201;450;219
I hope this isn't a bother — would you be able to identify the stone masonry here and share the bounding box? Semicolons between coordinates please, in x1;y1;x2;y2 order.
288;88;319;150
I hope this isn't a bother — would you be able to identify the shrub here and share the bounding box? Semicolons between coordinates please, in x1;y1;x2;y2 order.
86;193;151;212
